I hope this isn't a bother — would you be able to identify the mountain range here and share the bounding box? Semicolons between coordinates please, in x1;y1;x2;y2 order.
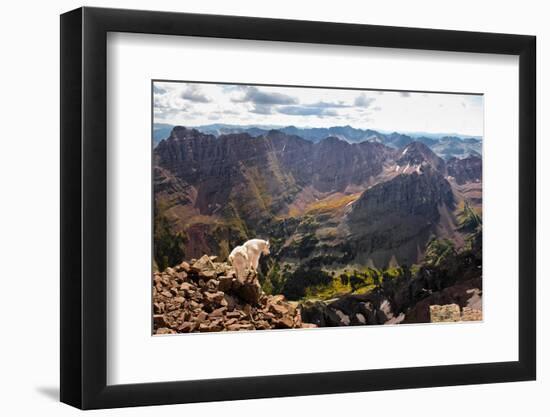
154;126;482;277
153;123;482;160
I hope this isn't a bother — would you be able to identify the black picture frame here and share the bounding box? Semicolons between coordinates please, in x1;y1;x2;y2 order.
60;6;536;410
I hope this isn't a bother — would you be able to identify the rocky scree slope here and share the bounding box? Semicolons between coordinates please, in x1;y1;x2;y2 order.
153;255;315;334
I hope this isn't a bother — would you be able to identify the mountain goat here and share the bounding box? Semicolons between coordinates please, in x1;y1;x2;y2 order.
228;239;270;279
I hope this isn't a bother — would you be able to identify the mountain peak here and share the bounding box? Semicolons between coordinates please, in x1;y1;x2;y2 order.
400;140;433;153
397;141;445;173
169;126;213;141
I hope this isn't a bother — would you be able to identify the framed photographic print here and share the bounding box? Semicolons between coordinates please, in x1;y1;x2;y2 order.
60;6;536;409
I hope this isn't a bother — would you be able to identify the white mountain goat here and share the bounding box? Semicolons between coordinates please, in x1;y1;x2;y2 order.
227;245;249;280
228;239;270;279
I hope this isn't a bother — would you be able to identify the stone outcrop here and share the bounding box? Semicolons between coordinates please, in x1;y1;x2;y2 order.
429;304;461;322
153;255;316;334
299;293;405;327
401;276;482;324
430;303;483;323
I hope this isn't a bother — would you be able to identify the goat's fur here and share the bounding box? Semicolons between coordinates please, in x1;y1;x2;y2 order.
228;245;249;280
228;239;270;279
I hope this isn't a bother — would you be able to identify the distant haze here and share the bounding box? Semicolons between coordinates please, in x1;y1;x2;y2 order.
153;81;484;137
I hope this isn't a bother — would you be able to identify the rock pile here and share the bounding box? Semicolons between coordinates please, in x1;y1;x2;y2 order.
153;255;315;334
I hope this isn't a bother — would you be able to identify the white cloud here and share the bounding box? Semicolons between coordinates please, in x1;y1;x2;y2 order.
153;81;483;136
354;94;375;107
180;85;211;103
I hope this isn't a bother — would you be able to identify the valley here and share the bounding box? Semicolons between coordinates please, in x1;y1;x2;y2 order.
153;125;482;321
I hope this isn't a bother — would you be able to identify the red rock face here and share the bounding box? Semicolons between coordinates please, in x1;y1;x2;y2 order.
155;128;396;203
154;126;480;269
446;155;482;185
346;167;456;266
307;137;396;192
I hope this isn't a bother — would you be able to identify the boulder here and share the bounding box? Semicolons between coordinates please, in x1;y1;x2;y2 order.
233;279;262;305
217;276;234;292
178;261;190;272
461;307;482;321
204;291;225;305
273;316;295;329
191;255;215;272
430;304;461;322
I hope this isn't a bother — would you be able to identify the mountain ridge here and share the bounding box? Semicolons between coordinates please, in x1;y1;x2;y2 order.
154;126;481;272
154;123;482;160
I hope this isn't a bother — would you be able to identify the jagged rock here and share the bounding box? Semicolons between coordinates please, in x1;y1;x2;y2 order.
192;255;215;272
177;322;196;333
174;271;188;282
204;291;225;305
205;321;224;332
299;300;342;327
195;311;208;323
217;276;234;292
178;261;190;272
268;302;288;317
233;279;262;305
273;316;295;329
180;282;196;293
153;256;313;334
227;323;255;331
255;320;271;330
209;307;226;317
226;310;242;319
200;270;217;279
156;327;176;335
198;322;212;331
153;314;168;328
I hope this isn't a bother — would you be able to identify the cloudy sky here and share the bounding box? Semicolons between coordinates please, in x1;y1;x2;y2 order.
153;81;483;136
